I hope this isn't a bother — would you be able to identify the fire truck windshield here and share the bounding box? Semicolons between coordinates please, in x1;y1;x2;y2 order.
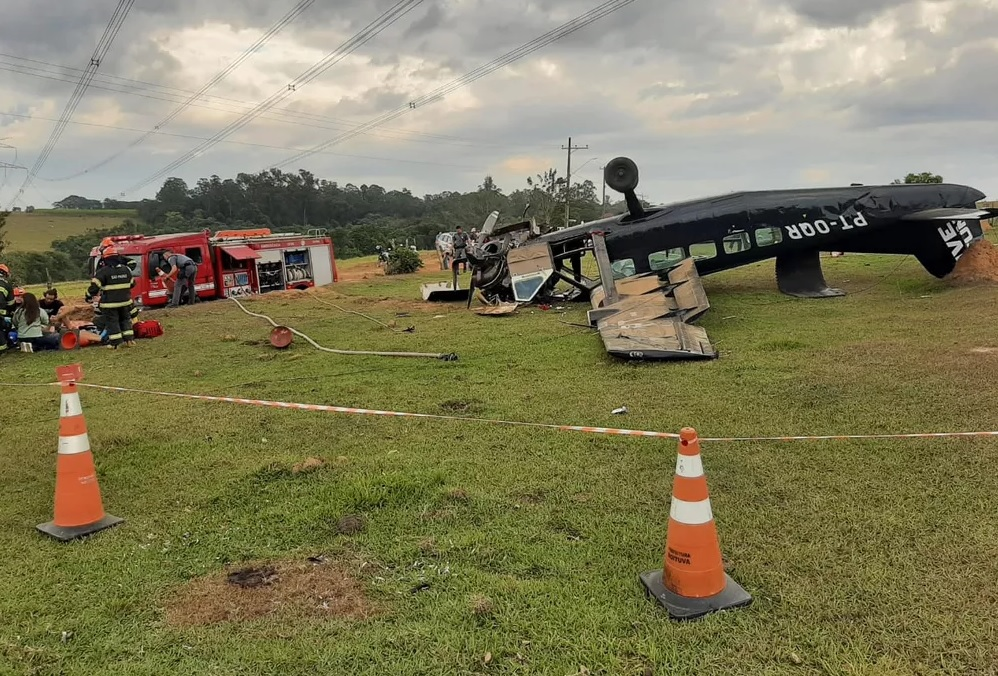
123;255;142;276
87;254;143;278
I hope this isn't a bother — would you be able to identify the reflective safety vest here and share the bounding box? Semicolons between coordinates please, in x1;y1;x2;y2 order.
0;277;11;318
88;259;135;309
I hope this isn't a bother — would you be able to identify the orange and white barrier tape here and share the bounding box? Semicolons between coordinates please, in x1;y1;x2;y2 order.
7;380;998;443
74;383;683;439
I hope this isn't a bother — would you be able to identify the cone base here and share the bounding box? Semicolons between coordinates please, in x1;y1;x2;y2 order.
36;514;124;542
639;568;751;621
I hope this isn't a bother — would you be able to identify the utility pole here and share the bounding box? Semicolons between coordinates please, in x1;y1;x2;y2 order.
562;136;588;228
600;164;606;212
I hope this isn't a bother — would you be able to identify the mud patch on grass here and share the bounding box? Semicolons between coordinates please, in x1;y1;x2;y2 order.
163;556;376;627
439;399;480;413
335;514;367;535
514;488;546;505
445;488;470;503
292;457;325;474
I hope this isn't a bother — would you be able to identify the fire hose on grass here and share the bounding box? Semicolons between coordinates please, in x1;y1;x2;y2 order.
309;295;415;333
229;297;457;361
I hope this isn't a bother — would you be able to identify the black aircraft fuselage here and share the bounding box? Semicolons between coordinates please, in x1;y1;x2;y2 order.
529;158;992;299
597;183;986;278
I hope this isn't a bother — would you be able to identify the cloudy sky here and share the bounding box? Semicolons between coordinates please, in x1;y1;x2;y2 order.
0;0;996;211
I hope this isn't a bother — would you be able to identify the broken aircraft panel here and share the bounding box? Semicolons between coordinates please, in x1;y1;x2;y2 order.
422;155;998;363
589;249;716;362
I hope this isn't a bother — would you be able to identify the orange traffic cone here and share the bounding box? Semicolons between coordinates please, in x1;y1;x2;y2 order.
59;329;79;350
77;331;103;348
36;364;124;542
639;427;751;620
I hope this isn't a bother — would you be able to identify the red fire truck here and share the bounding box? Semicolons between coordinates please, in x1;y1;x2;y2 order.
87;228;338;308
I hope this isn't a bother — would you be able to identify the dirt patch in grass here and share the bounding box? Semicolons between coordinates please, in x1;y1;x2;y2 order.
292;457;325;473
335;514;366;535
439;399;480;414
949;239;998;283
163;556;375;627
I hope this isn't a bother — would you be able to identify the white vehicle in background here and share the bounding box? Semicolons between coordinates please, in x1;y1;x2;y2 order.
435;231;454;270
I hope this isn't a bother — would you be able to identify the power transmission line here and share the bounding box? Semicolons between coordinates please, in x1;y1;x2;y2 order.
119;0;426;196
42;0;317;181
266;0;638;172
0;56;554;158
0;139;18;194
0;109;482;170
5;0;134;209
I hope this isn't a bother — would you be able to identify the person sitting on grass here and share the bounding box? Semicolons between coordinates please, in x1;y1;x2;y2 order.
38;287;65;319
12;292;60;351
39;287;65;325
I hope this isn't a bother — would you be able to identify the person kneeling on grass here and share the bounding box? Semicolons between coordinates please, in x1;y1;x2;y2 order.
12;292;60;351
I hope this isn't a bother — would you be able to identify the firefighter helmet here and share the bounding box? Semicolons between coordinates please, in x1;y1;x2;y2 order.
101;245;119;259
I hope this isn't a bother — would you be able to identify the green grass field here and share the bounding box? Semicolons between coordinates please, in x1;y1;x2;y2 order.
2;210;140;253
2;254;997;675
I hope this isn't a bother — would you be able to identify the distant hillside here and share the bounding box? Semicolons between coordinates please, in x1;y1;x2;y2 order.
2;209;141;252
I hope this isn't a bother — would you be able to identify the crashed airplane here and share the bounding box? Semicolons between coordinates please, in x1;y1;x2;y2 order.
422;156;996;361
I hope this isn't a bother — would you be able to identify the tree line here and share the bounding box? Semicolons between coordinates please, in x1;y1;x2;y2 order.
138;166;613;257
0;165;615;285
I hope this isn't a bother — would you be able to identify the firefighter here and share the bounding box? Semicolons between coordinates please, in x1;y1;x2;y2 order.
91;286;141;343
0;264;12;354
86;246;136;349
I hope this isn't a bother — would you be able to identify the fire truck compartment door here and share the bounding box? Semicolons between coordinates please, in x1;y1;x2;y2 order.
220;245;261;261
309;245;333;286
255;249;282;264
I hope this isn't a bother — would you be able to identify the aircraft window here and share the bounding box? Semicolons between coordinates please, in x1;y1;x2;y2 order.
754;226;783;247
611;258;636;279
722;231;751;254
648;248;685;271
689;241;717;261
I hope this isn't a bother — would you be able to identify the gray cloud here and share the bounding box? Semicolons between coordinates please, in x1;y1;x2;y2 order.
844;45;998;127
781;0;910;27
1;0;998;209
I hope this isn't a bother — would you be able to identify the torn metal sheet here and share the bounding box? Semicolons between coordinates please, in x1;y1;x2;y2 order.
594;257;717;362
507;243;555;303
421;281;471;302
598;317;716;361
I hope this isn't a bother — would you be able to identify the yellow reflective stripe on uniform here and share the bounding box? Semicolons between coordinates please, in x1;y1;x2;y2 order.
99;300;132;308
103;283;132;291
90;277;103;289
108;333;123;341
0;287;8;297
